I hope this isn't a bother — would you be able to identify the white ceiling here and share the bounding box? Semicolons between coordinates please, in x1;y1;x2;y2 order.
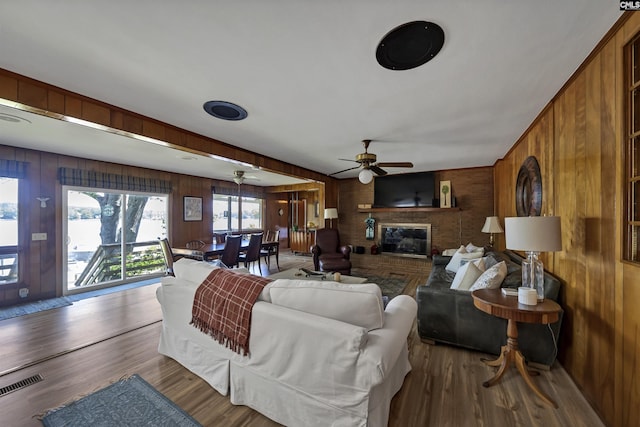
0;1;622;184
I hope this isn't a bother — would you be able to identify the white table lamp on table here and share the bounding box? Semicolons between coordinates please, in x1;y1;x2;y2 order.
505;216;562;302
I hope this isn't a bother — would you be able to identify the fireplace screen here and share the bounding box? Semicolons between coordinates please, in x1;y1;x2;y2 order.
378;223;431;258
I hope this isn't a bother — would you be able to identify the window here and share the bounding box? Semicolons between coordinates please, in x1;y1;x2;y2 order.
213;194;263;232
64;188;169;292
0;177;18;285
626;35;640;262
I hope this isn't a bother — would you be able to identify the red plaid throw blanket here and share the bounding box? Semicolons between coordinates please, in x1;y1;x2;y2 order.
191;268;271;355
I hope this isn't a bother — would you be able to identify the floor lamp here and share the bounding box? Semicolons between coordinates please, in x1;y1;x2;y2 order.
324;208;338;228
505;216;562;301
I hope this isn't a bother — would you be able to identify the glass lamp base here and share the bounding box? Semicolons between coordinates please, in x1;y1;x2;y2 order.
522;251;544;302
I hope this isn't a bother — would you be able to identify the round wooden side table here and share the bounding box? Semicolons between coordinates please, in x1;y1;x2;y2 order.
471;288;561;408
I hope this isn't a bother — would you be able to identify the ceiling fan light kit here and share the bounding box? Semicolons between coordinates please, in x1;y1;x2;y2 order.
331;139;414;184
359;168;374;184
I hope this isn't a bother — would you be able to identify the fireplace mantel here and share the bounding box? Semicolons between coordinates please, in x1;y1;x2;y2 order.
358;207;461;213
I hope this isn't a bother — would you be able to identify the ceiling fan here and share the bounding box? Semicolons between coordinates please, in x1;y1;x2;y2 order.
232;170;260;185
330;140;413;184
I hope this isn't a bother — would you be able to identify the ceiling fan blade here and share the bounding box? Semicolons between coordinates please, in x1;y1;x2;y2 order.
328;165;360;176
370;165;387;176
338;158;360;163
376;162;414;168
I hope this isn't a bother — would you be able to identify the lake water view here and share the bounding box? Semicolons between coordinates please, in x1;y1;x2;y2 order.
1;218;167;289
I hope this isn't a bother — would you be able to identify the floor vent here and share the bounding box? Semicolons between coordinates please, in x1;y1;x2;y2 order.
0;374;44;397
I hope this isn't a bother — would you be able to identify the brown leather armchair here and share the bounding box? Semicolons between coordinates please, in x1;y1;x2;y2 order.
311;228;352;275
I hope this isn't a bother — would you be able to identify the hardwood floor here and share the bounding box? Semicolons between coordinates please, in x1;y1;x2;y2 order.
0;250;603;426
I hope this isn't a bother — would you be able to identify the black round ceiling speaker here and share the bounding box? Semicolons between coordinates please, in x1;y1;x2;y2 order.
376;21;445;70
203;100;248;121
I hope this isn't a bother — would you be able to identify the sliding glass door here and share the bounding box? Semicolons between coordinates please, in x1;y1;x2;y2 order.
63;187;168;294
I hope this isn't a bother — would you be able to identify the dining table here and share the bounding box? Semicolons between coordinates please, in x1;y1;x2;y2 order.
172;240;280;268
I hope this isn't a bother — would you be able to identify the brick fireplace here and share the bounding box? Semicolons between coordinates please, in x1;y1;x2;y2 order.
378;223;431;259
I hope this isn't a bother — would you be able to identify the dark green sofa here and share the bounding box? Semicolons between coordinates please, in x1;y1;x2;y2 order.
415;250;563;368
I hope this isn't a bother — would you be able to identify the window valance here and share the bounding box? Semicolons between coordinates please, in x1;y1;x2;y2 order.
58;167;172;194
213;183;265;199
0;159;28;179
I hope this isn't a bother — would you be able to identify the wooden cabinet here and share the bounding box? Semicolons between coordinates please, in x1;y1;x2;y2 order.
290;229;316;254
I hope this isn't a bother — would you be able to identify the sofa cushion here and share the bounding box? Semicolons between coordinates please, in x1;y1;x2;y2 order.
268;279;384;331
502;268;523;289
450;260;484;291
173;258;219;283
469;261;508;291
445;246;483;273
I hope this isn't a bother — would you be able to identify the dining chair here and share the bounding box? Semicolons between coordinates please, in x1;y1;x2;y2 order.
158;237;179;276
212;232;226;244
220;234;242;268
238;232;264;275
260;229;280;271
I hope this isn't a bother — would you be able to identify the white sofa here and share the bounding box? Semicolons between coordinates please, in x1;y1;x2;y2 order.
156;258;417;427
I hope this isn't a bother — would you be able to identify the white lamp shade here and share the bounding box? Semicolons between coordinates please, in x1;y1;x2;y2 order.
358;169;373;184
481;216;504;233
505;216;562;252
323;208;338;219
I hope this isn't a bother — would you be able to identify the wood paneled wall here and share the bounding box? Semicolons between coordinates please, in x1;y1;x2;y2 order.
494;13;639;427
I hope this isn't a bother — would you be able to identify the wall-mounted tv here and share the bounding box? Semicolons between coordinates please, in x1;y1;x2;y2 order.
373;171;435;208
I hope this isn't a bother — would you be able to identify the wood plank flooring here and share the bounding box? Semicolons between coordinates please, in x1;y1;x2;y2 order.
0;250;604;426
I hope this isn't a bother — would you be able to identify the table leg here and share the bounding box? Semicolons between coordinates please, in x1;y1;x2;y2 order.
481;318;557;407
482;343;514;388
481;345;506;367
514;350;558;408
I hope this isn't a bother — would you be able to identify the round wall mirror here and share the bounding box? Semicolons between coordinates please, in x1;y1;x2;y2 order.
515;156;542;217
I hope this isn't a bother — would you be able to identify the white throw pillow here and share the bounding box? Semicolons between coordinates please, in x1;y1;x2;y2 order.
469;261;508;291
445;246;483;273
466;242;484;254
268;279;384;331
173;258;218;283
450;260;484;291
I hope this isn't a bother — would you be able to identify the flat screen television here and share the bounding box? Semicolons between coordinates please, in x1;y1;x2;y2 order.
373;171;435;208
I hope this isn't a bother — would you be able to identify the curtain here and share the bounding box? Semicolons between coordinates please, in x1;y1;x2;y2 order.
212;183;265;199
0;159;28;179
57;167;172;193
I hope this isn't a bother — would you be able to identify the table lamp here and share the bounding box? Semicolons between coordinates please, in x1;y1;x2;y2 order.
481;216;503;247
505;216;562;301
324;208;338;228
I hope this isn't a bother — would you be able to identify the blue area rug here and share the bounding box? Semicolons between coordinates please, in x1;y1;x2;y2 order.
41;374;201;427
0;297;72;321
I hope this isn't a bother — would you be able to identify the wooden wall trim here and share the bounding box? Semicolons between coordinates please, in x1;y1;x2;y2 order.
0;68;337;188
